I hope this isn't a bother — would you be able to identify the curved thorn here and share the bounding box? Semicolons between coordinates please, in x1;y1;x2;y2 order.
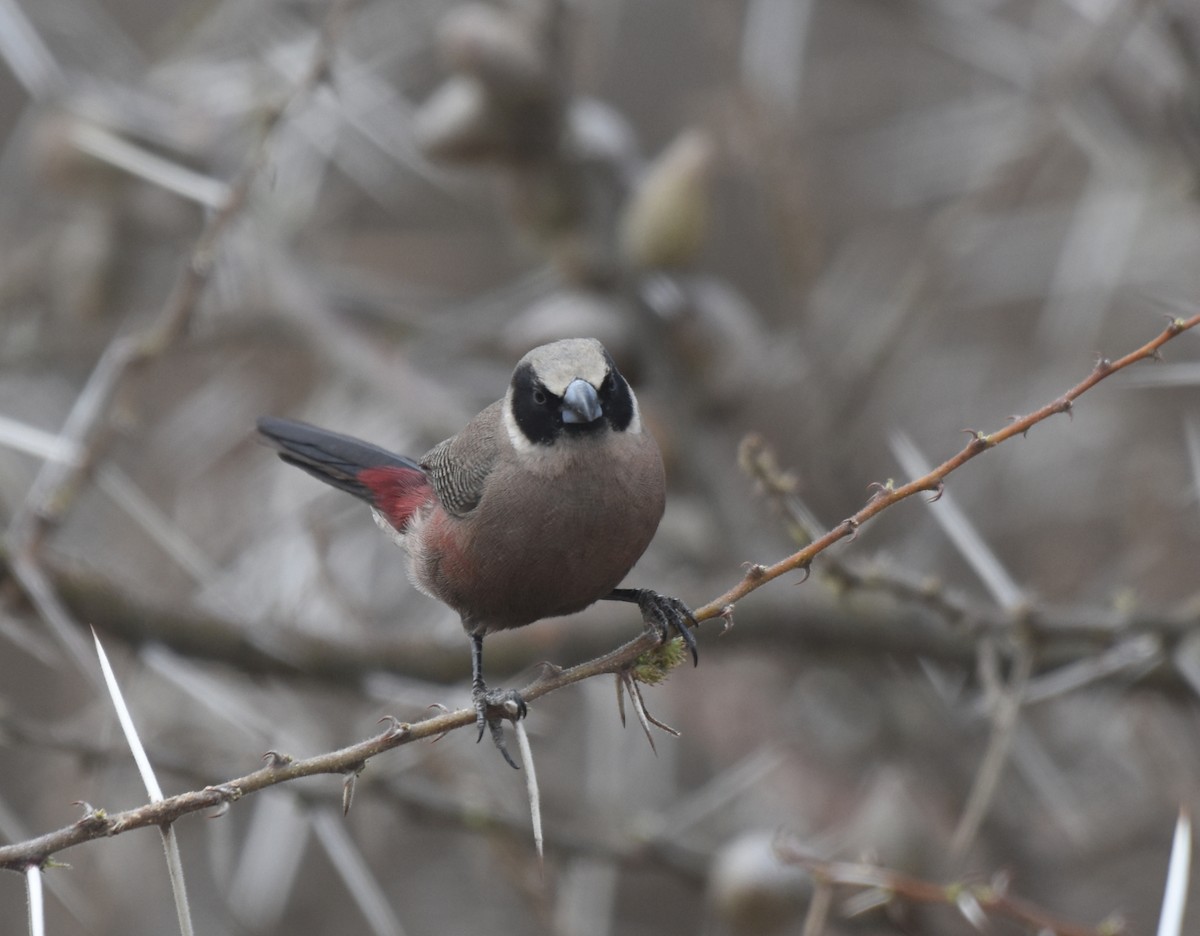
376;715;409;739
72;800;95;817
625;676;659;754
719;605;735;634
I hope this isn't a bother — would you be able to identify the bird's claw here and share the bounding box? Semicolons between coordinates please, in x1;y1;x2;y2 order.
472;687;527;769
636;590;699;666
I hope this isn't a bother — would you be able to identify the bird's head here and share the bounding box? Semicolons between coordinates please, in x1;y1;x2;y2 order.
503;338;642;451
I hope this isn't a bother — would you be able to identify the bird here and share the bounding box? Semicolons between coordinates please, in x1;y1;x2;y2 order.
257;338;697;766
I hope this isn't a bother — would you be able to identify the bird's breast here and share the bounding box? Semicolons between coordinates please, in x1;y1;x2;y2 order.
408;432;666;634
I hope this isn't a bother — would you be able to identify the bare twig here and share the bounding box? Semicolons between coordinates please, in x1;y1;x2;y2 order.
949;640;1034;861
310;810;408;936
779;840;1123;936
0;717;411;872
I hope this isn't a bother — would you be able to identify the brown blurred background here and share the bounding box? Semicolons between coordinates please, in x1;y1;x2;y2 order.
1;0;1199;933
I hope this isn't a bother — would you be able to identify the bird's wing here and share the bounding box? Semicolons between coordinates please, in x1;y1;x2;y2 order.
420;400;504;517
257;417;432;532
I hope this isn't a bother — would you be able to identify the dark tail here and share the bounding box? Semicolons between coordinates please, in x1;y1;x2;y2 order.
256;417;422;504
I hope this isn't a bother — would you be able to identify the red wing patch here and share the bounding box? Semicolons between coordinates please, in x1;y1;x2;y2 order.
358;465;433;532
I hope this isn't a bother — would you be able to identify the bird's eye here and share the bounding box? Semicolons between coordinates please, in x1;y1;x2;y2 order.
532;388;547;405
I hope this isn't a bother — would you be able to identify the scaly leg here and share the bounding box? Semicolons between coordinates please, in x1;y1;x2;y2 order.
470;633;527;769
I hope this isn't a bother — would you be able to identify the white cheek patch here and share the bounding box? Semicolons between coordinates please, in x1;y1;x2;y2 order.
626;388;643;435
503;389;536;453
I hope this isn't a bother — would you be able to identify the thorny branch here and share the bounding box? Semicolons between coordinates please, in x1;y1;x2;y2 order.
691;314;1200;623
0;709;711;881
0;313;1196;873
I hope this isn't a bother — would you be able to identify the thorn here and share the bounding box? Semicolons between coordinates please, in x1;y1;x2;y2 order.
262;751;292;768
522;660;564;694
866;480;896;503
926;479;945;503
637;692;681;738
794;563;811;584
202;784;241;818
71;801;106;828
342;766;364;816
1006;415;1033;437
842;518;859;541
621;672;681;754
1058;398;1073;422
620;672;656;754
615;673;627;727
423;703;452;744
376;715;410;739
719;605;735;634
1149;348;1164;362
1093;354;1112;373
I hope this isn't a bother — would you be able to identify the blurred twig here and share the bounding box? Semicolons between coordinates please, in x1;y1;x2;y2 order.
777;838;1124;936
1;0;359;671
17;549;1200;691
949;638;1033;862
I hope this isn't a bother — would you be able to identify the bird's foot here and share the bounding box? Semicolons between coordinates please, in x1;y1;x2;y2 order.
635;590;699;666
472;687;528;769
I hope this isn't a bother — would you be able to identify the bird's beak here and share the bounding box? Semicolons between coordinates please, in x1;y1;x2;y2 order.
561;378;603;425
